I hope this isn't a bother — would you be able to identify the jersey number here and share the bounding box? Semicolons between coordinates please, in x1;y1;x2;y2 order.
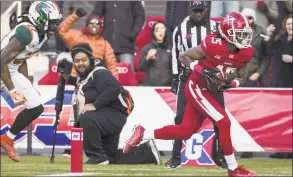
211;37;222;45
216;65;237;74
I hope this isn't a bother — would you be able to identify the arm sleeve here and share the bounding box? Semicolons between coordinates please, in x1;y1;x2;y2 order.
171;26;181;76
10;26;32;49
131;2;145;37
58;13;82;48
104;41;119;80
93;70;121;110
138;45;152;72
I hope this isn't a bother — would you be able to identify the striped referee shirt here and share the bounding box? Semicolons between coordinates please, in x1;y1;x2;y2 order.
171;16;217;76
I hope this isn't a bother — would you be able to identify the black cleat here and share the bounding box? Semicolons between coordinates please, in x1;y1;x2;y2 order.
165;156;182;169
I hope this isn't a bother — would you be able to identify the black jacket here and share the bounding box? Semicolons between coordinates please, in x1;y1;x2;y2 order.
139;40;172;86
68;68;126;114
92;1;145;54
271;34;293;88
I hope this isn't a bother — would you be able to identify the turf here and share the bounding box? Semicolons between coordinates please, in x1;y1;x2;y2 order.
1;156;292;176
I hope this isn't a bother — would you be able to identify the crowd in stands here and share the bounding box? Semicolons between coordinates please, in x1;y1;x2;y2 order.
24;1;291;89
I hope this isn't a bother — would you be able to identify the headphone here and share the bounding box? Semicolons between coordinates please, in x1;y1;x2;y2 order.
71;46;95;66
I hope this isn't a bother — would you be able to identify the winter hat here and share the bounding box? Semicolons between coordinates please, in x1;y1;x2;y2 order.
241;8;257;22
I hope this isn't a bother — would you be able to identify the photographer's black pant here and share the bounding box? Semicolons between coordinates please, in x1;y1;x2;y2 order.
79;107;155;164
112;141;157;164
79;107;127;161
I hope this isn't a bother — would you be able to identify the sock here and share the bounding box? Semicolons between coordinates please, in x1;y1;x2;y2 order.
6;130;16;140
9;105;44;135
142;130;154;140
225;154;238;171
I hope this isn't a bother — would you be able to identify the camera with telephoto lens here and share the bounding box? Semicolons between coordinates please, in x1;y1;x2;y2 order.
56;52;73;75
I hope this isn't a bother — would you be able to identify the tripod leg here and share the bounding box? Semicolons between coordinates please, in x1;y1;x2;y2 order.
50;114;60;163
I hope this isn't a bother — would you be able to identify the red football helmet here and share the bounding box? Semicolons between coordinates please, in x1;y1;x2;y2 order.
219;12;253;49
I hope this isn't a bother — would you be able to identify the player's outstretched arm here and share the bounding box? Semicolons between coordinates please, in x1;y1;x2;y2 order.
179;46;206;70
1;37;23;91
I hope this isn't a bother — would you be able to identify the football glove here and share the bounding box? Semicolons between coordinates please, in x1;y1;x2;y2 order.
201;68;223;93
10;89;27;106
218;74;236;92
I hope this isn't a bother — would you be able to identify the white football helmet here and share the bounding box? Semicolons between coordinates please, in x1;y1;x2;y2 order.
28;1;62;36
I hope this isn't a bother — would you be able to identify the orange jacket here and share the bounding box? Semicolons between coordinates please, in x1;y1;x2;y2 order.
58;13;119;80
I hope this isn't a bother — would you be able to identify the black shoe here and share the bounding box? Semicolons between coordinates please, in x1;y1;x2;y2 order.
62;148;71;157
165;156;181;169
85;157;109;165
148;140;162;165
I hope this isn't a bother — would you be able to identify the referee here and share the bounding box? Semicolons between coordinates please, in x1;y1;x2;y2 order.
167;1;227;169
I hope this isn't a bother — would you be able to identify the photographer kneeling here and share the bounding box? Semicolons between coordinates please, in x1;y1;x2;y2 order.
61;43;161;165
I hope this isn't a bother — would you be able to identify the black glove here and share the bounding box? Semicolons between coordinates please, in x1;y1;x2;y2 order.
201;68;222;92
171;78;179;95
75;8;87;18
218;74;236;92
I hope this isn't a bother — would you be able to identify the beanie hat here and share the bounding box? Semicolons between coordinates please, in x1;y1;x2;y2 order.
241;8;257;22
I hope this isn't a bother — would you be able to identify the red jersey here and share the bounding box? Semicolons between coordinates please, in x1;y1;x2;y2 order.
194;33;254;76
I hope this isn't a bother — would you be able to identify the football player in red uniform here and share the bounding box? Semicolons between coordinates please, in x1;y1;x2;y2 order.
123;12;257;177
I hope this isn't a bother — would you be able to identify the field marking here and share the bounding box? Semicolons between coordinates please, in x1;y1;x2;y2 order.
36;173;100;176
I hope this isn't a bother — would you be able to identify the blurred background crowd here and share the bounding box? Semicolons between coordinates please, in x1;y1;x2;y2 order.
2;1;291;89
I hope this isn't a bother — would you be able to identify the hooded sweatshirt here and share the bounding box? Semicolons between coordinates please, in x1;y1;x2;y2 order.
139;27;172;86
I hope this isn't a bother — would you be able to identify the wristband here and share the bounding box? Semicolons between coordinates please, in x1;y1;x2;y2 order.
9;88;17;94
193;64;203;75
231;80;240;88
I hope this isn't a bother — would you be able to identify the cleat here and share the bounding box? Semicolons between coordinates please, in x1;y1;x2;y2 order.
165;156;182;169
228;165;257;177
123;125;145;154
148;140;162;165
1;134;20;162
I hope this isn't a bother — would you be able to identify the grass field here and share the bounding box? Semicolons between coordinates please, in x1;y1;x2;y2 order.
1;156;292;176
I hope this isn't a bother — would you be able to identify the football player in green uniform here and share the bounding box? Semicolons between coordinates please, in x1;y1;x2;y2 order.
1;1;62;162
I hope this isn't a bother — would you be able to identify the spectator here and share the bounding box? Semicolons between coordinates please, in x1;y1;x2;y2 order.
139;22;172;86
256;1;292;38
270;14;292;88
62;43;161;165
210;1;239;18
91;1;145;74
241;8;271;87
58;8;119;80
